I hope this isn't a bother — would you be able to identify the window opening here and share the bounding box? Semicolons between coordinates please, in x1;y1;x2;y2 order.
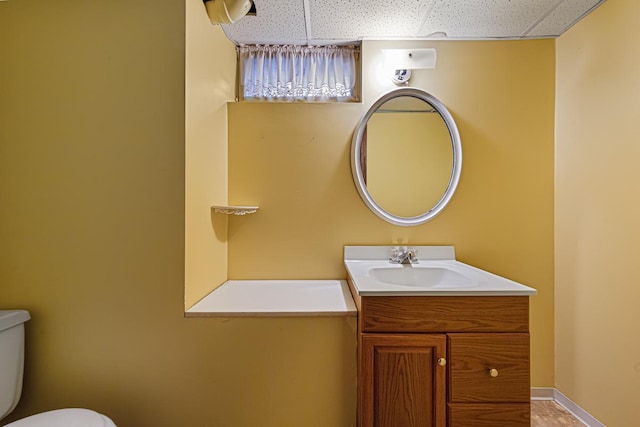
238;44;360;102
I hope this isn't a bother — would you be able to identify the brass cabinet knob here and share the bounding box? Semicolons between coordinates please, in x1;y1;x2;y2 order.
437;357;447;366
489;368;499;378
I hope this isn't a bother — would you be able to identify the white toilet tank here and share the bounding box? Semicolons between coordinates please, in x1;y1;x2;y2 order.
0;310;31;421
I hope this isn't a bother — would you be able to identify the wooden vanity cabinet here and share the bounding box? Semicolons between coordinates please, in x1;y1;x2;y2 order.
348;282;531;427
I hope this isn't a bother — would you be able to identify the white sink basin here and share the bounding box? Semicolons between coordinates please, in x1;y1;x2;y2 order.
370;265;477;288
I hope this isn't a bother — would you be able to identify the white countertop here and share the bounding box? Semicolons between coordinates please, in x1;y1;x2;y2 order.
186;280;357;317
345;245;537;297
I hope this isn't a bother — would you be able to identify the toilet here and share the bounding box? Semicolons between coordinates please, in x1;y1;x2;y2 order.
0;310;116;426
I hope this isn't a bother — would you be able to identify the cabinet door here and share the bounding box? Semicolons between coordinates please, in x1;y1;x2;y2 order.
360;333;447;427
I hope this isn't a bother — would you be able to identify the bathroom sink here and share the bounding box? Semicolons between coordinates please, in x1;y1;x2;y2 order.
344;246;537;296
370;265;477;288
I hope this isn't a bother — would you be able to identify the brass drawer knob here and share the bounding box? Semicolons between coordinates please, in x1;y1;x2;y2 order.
489;368;499;378
437;357;447;366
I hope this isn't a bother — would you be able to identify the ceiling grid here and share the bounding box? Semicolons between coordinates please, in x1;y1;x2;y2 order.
221;0;606;45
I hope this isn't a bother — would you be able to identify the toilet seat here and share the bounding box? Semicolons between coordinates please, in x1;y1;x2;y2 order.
4;408;116;427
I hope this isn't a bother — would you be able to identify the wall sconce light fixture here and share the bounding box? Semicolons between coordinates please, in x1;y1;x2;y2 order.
382;48;437;85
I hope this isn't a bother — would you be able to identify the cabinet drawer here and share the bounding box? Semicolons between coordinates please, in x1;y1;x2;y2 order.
448;403;530;427
448;333;530;403
360;296;529;333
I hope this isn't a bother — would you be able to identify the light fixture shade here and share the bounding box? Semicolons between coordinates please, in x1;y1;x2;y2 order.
204;0;253;25
382;48;437;70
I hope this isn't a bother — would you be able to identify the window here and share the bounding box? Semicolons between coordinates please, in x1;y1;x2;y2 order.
238;44;359;102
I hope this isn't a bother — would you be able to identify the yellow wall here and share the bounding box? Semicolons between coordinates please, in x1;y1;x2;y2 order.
228;39;556;387
0;1;355;426
185;0;235;307
556;0;640;425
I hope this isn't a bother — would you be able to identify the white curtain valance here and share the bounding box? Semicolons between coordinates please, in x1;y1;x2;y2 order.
238;44;359;102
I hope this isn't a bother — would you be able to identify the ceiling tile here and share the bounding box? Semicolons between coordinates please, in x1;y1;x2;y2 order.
527;0;604;37
418;0;560;38
222;0;308;45
308;0;436;41
217;0;607;45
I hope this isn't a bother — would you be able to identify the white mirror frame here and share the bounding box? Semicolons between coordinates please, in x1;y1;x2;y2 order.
351;87;462;226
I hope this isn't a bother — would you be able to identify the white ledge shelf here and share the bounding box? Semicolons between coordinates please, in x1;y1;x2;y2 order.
211;205;259;215
185;280;357;317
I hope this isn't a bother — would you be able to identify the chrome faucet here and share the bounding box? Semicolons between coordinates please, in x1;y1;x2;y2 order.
389;247;418;264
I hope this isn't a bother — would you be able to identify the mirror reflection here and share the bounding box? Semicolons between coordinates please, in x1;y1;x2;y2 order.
362;97;453;217
351;88;462;226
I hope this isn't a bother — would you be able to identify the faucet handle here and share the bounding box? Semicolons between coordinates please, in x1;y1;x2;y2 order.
389;247;402;263
407;247;418;263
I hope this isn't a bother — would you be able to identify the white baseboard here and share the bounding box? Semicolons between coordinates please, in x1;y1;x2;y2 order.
531;387;606;427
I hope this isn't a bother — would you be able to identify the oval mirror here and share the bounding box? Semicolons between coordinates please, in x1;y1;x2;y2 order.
351;88;462;226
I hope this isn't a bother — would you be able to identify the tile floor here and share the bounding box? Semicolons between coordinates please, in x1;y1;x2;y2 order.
531;400;586;426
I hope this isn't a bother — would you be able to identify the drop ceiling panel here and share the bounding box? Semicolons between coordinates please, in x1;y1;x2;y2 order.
419;0;561;38
218;0;607;45
307;0;435;41
527;0;603;37
222;0;308;45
